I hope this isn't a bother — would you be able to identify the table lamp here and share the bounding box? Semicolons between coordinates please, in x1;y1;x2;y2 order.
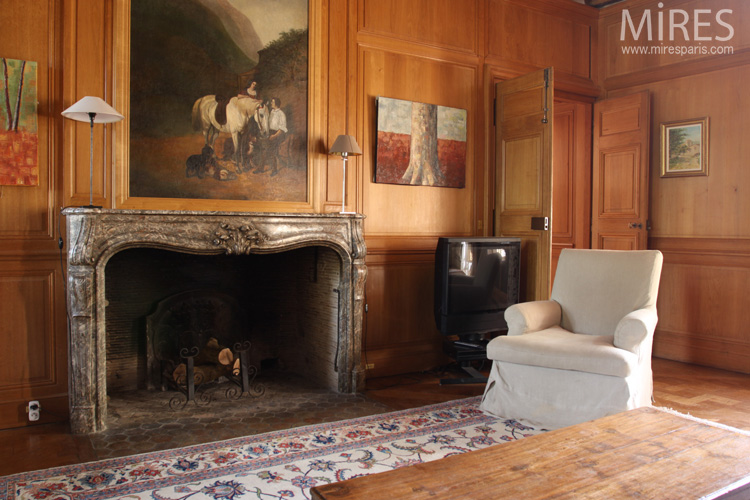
328;134;362;214
62;96;124;208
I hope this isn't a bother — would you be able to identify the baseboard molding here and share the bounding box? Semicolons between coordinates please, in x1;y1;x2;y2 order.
654;328;750;375
0;395;68;430
364;341;448;379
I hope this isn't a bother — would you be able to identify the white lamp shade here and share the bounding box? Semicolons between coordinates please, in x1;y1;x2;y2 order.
329;135;362;156
61;96;124;123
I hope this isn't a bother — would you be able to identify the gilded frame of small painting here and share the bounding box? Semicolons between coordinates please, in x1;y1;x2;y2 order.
660;117;709;178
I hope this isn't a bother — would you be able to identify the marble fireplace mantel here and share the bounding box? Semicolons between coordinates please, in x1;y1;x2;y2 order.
62;208;367;434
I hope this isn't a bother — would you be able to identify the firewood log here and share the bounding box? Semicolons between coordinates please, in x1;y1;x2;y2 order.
173;362;231;385
193;337;234;366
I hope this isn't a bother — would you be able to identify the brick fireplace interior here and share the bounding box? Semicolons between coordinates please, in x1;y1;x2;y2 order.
105;246;343;396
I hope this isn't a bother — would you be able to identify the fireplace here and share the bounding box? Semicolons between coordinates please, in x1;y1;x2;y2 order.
62;208;367;434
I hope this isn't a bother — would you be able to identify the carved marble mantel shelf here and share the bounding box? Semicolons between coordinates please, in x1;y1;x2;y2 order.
62;208;367;434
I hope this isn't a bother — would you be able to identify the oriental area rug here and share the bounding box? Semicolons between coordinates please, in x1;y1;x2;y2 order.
0;397;544;500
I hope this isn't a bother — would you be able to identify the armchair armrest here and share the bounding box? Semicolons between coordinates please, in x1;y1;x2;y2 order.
504;300;562;336
614;308;659;354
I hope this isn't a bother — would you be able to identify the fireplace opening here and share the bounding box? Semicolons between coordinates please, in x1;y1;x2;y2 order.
104;245;343;401
63;209;366;434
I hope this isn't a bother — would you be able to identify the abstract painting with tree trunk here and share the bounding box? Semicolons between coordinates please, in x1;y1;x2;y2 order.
375;96;466;188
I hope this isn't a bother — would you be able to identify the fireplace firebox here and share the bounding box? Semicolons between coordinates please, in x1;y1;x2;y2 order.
62;208;367;434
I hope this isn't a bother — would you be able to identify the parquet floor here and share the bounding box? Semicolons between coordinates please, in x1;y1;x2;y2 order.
365;358;750;432
1;358;749;477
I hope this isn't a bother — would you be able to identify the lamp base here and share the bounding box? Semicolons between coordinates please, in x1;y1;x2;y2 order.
82;205;102;209
339;211;356;215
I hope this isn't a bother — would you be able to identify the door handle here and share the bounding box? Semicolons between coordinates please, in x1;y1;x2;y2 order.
628;222;643;229
531;217;549;231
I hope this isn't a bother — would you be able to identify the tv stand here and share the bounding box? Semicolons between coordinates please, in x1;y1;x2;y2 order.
440;334;489;385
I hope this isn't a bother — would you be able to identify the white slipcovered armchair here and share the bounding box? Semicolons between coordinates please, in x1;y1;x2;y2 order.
479;249;663;429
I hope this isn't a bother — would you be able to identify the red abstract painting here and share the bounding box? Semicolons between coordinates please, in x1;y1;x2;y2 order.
0;57;38;186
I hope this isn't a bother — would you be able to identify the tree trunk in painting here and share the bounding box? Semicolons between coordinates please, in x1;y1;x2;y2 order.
11;60;26;131
2;58;12;130
402;102;443;185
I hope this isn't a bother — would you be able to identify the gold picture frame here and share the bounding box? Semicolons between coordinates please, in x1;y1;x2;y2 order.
660;117;709;178
112;0;324;212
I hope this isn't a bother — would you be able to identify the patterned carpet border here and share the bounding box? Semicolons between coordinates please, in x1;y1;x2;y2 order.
1;396;544;500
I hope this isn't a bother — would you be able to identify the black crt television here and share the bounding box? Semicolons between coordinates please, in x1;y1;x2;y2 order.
434;237;521;338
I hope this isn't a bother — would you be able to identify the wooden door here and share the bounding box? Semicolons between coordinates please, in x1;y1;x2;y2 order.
591;91;650;250
494;68;553;301
551;99;592;285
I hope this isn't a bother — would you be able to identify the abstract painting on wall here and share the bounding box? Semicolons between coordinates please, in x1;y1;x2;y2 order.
375;96;466;188
128;0;308;202
0;57;38;186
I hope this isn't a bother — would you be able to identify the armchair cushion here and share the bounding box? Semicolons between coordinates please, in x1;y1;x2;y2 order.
486;327;636;378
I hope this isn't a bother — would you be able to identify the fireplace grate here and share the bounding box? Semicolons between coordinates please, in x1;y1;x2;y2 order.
146;289;265;408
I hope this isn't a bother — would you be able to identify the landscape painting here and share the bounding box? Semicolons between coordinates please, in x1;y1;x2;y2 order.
129;0;308;201
375;96;466;188
661;117;708;177
0;57;38;186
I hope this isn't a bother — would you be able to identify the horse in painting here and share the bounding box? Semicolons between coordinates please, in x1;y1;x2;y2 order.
191;95;265;168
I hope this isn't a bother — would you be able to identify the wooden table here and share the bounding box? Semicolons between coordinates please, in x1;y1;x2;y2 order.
310;407;750;499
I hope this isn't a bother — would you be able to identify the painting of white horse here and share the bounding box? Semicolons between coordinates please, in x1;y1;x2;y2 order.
128;0;308;202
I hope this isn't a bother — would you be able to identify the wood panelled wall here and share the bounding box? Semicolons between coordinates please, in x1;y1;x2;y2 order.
0;0;69;429
1;0;600;428
601;0;750;373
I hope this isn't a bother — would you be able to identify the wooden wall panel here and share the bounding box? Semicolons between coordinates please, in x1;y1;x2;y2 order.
486;0;597;87
363;251;447;378
0;263;67;428
356;1;485;375
0;0;57;239
0;272;57;388
356;1;480;371
651;237;750;374
63;0;115;207
359;0;479;54
358;48;477;236
324;0;350;213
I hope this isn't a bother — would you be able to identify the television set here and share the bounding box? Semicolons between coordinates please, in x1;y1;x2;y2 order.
434;237;521;340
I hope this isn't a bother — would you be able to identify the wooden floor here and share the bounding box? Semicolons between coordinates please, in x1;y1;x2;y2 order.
2;358;750;477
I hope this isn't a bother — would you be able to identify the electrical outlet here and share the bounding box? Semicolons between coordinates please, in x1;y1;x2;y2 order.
28;400;40;421
365;363;375;370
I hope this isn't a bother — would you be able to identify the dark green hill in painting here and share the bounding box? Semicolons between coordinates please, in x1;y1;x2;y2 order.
130;0;258;137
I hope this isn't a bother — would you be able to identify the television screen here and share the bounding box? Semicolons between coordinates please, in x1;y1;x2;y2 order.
434;237;520;336
447;242;513;313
